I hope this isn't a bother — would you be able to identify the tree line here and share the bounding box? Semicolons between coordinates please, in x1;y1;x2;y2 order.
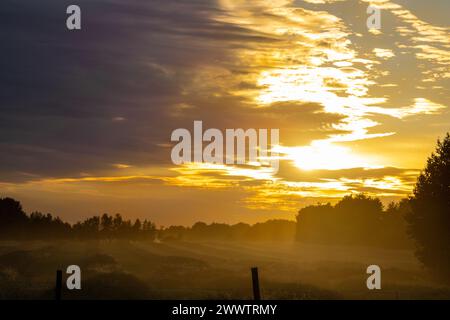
0;199;157;240
0;193;418;247
296;194;411;248
0;197;296;242
159;220;296;242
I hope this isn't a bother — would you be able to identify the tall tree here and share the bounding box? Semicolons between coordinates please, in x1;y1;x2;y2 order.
0;197;28;238
407;133;450;280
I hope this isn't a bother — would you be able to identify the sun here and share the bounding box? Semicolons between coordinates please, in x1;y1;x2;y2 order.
278;141;379;171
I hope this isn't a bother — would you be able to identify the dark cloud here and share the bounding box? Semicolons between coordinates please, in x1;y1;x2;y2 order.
0;0;344;183
0;0;236;181
276;161;419;183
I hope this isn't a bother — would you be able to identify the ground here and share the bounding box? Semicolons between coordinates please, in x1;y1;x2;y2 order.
0;240;448;299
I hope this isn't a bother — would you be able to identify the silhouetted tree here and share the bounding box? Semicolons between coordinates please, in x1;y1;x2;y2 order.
248;220;296;241
159;225;187;241
0;197;28;239
73;216;99;239
142;219;156;240
113;213;124;234
29;211;71;239
381;199;411;248
101;213;113;237
296;194;411;247
406;133;450;280
334;194;383;245
296;203;333;244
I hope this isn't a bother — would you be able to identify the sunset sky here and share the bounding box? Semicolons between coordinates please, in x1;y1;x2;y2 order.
1;0;449;225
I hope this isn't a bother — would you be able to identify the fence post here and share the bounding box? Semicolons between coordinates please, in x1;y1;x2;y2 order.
251;267;261;300
55;270;62;301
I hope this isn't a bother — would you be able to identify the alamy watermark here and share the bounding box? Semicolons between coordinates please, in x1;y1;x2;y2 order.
366;5;381;31
366;265;381;290
66;265;81;290
170;121;280;173
66;5;81;30
64;5;381;33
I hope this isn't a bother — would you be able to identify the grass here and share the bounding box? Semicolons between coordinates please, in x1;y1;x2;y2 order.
0;240;448;299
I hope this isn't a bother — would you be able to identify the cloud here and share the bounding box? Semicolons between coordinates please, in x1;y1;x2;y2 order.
373;48;395;59
0;0;250;181
0;0;448;223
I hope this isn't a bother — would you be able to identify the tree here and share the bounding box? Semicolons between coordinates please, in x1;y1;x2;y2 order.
333;194;383;245
381;199;412;248
296;194;385;245
100;213;113;237
407;133;450;280
0;197;28;238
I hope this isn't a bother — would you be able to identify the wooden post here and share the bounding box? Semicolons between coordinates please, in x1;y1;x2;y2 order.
55;270;62;300
251;267;261;300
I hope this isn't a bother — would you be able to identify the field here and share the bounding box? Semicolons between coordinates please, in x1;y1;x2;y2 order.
0;240;449;300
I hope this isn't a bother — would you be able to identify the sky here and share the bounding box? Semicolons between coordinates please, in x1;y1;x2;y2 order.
0;0;449;225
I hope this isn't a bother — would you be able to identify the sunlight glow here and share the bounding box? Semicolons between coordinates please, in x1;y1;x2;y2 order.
276;142;380;171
